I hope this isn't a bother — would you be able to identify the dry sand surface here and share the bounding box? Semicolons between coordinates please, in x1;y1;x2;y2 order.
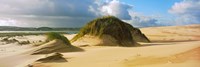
32;41;200;67
0;25;200;67
0;35;46;67
140;24;200;42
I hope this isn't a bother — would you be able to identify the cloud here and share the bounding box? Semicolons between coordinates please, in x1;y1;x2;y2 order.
0;0;160;27
0;0;98;17
0;18;18;26
0;15;94;27
169;0;200;25
125;12;159;27
98;0;160;27
99;0;132;20
0;0;100;27
0;0;134;27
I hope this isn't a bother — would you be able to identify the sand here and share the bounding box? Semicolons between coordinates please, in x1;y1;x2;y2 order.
0;35;46;57
31;41;200;67
0;25;200;67
140;24;200;42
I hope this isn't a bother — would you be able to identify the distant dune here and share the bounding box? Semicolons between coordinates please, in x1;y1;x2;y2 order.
141;24;200;42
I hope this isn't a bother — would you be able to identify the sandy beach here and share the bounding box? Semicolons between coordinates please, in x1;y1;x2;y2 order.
0;0;200;67
0;25;200;67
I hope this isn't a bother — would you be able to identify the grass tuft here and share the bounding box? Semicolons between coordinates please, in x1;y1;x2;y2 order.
46;32;71;45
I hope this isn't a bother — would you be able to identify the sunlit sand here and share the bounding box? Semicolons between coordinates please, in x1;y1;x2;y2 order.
0;24;199;67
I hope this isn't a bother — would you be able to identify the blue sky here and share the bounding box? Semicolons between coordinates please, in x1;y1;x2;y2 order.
123;0;183;27
125;0;181;15
0;0;199;27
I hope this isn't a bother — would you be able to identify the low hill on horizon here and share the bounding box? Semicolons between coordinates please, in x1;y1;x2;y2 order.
0;26;80;31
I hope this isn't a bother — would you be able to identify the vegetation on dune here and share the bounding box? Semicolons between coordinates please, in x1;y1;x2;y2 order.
132;32;150;42
71;16;139;46
32;32;83;55
46;32;71;45
32;39;84;55
125;23;150;42
18;40;31;45
1;37;19;44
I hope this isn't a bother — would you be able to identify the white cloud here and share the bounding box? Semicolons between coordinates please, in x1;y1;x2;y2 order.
98;0;161;27
0;0;98;17
169;0;200;25
99;0;132;20
0;18;18;26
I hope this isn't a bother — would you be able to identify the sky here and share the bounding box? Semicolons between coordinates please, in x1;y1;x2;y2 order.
0;0;199;27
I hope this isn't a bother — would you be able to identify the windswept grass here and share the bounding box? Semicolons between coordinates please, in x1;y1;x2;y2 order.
32;32;84;54
46;32;71;45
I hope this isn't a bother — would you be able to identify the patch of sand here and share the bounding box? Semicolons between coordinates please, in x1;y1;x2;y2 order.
124;47;200;67
32;41;200;67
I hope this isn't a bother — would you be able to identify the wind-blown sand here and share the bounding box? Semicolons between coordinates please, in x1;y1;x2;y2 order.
0;25;200;67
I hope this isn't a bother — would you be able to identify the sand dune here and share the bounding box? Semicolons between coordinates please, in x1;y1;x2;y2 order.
31;40;83;55
32;25;200;67
0;25;200;67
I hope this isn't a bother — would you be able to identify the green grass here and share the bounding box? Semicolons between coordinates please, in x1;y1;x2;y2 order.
46;32;71;45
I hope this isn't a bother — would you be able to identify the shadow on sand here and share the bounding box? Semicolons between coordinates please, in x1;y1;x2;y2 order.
37;57;68;63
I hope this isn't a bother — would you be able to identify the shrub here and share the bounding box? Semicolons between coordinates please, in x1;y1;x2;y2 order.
2;38;9;41
18;40;30;45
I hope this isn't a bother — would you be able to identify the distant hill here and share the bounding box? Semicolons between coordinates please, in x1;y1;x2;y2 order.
0;26;80;31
